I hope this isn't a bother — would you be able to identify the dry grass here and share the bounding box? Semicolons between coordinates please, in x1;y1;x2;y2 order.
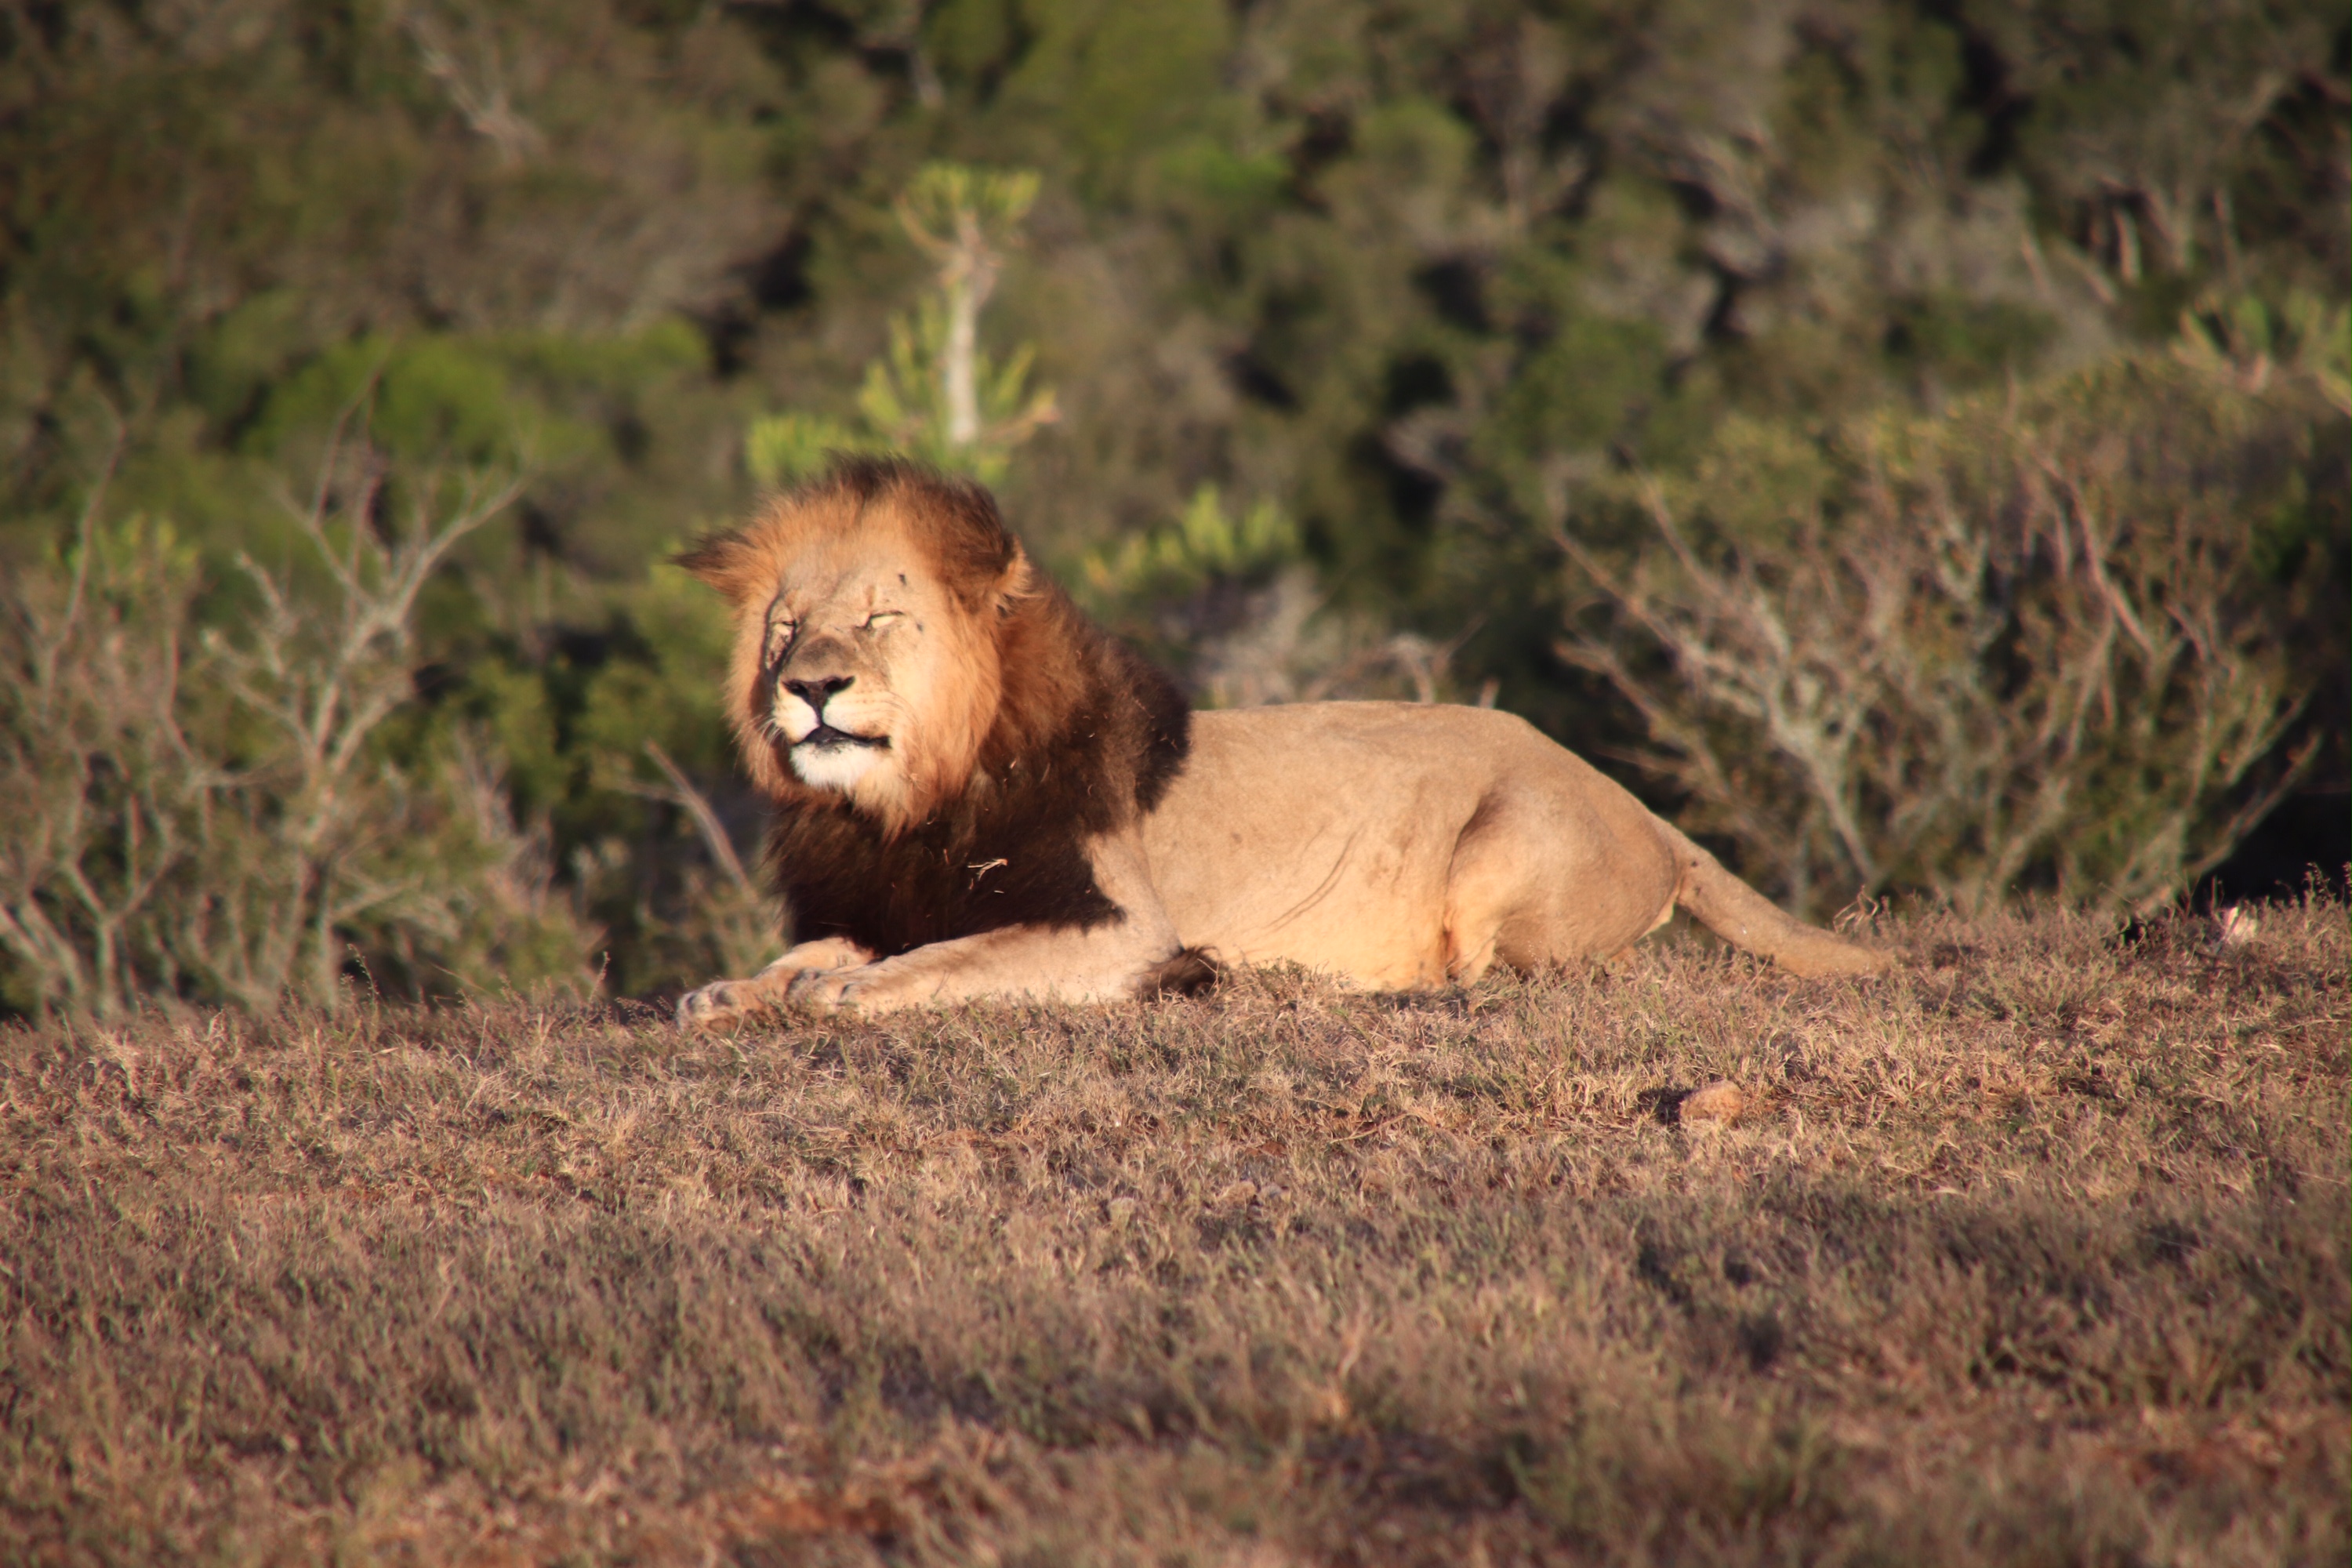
0;900;2343;1566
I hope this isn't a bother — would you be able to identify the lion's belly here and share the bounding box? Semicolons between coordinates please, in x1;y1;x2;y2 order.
1140;702;1550;988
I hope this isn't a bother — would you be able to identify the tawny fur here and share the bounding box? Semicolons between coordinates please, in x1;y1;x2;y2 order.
675;459;1888;1021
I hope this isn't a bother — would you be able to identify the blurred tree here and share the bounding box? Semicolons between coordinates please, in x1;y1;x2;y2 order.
746;163;1057;488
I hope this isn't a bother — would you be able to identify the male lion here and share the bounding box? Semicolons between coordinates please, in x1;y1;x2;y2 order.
675;458;1887;1021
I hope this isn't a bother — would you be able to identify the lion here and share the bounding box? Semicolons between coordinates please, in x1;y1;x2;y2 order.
673;458;1889;1021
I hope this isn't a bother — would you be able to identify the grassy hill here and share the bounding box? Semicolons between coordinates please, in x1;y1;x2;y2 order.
1;899;2343;1565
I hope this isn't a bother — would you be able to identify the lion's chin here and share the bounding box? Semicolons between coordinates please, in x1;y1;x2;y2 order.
789;740;887;793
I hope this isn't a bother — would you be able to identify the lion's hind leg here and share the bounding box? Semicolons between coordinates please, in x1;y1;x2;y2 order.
1439;816;1514;984
1441;785;1681;980
676;937;876;1027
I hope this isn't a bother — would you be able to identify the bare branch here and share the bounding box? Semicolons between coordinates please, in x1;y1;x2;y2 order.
634;742;755;895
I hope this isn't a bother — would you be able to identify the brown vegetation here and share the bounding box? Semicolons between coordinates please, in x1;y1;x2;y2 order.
0;899;2343;1565
1554;345;2345;920
0;437;593;1018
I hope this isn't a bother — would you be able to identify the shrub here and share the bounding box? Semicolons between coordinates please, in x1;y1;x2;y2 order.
0;441;597;1018
1555;315;2347;916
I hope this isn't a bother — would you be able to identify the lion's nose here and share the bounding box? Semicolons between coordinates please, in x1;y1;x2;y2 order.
783;675;854;713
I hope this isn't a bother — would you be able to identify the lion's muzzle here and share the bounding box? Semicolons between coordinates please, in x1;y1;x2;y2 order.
776;673;893;791
775;673;880;746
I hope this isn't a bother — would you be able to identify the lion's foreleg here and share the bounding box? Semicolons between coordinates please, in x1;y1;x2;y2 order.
786;920;1175;1011
676;936;876;1027
793;830;1184;1012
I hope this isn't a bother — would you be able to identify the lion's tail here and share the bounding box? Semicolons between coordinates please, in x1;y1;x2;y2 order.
1658;820;1893;978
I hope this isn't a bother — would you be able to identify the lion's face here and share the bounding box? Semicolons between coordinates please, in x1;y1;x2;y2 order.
682;464;1027;831
753;529;998;817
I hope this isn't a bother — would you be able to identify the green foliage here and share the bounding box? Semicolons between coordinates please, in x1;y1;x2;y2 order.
748;163;1057;489
1080;485;1301;610
0;0;782;514
0;0;2343;1006
743;412;891;490
897;162;1041;245
2174;287;2352;416
853;305;1054;481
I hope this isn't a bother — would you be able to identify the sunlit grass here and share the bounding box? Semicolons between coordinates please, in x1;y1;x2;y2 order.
2;899;2343;1565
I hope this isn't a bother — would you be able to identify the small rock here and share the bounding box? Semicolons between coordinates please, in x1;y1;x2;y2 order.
1680;1080;1744;1127
2214;906;2260;947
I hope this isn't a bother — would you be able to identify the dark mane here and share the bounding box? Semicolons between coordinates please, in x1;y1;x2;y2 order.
760;467;1191;956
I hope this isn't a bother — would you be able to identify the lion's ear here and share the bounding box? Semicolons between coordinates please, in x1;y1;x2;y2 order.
673;532;758;604
992;545;1038;619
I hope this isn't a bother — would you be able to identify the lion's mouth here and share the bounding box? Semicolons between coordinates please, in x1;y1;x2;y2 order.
796;723;888;751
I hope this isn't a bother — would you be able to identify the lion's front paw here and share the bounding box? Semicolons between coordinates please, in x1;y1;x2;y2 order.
677;979;760;1028
784;965;866;1011
786;963;936;1012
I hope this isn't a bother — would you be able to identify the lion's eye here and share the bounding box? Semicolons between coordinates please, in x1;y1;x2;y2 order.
862;611;904;630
